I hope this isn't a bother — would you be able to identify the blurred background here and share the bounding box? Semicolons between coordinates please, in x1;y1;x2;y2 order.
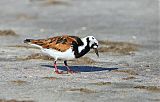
0;0;158;45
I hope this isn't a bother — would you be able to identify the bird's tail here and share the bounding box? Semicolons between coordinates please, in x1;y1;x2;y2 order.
24;39;33;43
24;39;43;49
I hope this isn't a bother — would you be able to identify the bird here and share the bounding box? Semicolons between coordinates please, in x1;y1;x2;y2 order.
24;35;99;74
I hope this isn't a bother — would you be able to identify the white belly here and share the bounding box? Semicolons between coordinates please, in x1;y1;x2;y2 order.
41;48;75;60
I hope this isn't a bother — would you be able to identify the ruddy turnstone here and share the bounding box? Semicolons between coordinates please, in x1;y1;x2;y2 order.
24;35;99;74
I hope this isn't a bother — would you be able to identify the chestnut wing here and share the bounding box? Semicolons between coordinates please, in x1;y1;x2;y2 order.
31;35;80;52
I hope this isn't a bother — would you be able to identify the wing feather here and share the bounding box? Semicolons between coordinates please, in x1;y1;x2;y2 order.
29;35;82;52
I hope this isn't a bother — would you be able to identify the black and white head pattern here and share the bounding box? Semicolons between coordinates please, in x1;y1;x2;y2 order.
86;36;99;49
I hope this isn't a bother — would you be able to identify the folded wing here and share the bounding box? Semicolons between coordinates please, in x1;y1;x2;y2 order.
27;35;82;52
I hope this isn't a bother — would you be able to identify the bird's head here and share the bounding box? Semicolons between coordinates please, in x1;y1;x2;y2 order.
85;36;99;57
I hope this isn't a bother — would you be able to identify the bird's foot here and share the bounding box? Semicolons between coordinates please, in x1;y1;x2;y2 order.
55;70;63;74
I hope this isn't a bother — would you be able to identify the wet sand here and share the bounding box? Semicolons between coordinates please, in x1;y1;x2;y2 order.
0;0;159;102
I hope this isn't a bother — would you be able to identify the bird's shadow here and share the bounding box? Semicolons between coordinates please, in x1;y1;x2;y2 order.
41;65;118;72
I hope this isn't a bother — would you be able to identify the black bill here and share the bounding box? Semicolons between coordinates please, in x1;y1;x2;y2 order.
94;48;99;57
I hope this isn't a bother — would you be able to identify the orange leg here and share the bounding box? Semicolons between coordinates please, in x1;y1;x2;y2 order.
54;61;63;74
64;60;76;74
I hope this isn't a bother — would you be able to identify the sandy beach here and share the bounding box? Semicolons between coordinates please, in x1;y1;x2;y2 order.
0;0;159;102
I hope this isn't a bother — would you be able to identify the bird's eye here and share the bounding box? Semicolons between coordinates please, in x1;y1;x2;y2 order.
92;37;94;39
